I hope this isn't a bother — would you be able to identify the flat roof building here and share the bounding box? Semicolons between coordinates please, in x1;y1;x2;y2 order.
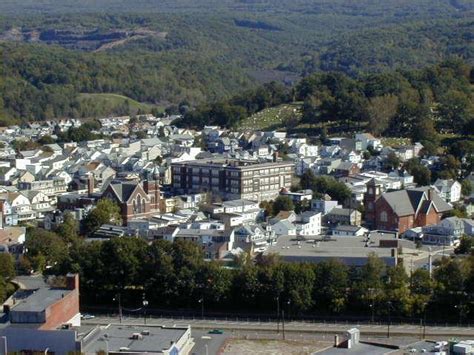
81;324;194;355
265;234;398;266
171;159;294;202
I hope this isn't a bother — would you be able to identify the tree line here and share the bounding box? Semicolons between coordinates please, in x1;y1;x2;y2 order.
181;60;473;143
19;222;474;323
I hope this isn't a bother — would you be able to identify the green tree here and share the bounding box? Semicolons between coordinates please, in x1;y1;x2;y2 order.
56;212;80;244
313;259;349;313
384;264;412;315
99;237;148;291
352;253;386;311
300;170;351;204
410;268;433;316
384;152;401;171
82;198;122;236
438;90;473;133
25;228;68;272
461;179;472;197
0;254;15;279
438;155;461;179
272;196;294;216
455;235;473;255
367;95;398;136
282;263;315;313
403;158;432;186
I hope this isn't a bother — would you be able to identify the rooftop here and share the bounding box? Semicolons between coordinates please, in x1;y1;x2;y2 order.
10;287;73;313
265;234;399;266
82;324;190;353
172;159;293;170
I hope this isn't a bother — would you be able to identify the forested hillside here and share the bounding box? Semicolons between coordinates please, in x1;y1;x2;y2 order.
0;0;473;121
181;60;473;153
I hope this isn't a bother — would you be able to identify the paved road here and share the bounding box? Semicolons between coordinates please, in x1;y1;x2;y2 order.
83;315;474;338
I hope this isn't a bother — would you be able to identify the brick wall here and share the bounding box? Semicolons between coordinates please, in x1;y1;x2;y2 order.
39;289;79;330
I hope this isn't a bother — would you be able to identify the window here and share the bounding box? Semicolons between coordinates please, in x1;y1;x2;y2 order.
380;211;388;222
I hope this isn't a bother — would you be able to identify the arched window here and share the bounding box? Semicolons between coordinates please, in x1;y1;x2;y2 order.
137;197;142;214
380;211;388;222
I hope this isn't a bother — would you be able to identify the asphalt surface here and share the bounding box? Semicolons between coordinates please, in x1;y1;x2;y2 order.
82;315;474;338
192;330;228;355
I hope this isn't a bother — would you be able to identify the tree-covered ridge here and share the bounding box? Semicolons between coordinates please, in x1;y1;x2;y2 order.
182;60;473;142
0;0;472;121
0;42;252;122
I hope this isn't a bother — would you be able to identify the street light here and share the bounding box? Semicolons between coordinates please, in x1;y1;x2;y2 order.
386;301;392;338
454;304;463;325
113;293;123;323
198;297;204;319
142;293;149;325
369;303;375;323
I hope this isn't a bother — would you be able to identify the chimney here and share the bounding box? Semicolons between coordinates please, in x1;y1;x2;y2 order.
427;188;432;200
87;175;94;196
66;273;79;290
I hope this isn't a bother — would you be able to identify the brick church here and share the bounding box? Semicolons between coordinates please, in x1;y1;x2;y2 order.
102;179;161;225
364;179;452;233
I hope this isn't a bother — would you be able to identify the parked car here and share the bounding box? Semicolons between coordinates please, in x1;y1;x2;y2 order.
208;329;224;334
81;313;95;320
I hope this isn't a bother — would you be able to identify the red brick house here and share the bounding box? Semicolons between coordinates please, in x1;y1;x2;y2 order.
102;180;161;225
364;182;452;233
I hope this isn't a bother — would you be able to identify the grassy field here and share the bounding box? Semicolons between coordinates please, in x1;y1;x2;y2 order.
381;137;412;147
77;93;164;116
238;103;303;131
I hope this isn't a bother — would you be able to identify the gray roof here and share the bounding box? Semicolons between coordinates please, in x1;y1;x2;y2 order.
381;187;452;217
275;220;296;230
82;324;189;353
11;287;73;312
109;182;141;203
327;208;355;216
333;225;364;232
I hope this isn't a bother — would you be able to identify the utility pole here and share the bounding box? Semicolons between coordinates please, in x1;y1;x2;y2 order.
113;293;123;323
281;310;285;340
276;296;280;334
422;306;427;339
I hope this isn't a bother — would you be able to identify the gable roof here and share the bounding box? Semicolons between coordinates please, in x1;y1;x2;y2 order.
380;187;452;217
107;182;147;203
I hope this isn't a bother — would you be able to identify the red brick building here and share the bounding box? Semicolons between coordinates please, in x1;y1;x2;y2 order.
102;180;161;225
5;273;80;330
364;182;452;233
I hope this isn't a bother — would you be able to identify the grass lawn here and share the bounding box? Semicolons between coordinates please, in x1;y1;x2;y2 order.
238;102;303;131
78;93;164;114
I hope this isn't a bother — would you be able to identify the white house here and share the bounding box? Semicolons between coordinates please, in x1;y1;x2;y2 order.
295;211;322;236
20;190;54;217
433;179;461;203
0;192;35;225
355;133;382;151
271;220;296;236
311;198;341;215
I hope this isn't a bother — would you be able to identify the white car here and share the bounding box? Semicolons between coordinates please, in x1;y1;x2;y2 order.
81;313;95;320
